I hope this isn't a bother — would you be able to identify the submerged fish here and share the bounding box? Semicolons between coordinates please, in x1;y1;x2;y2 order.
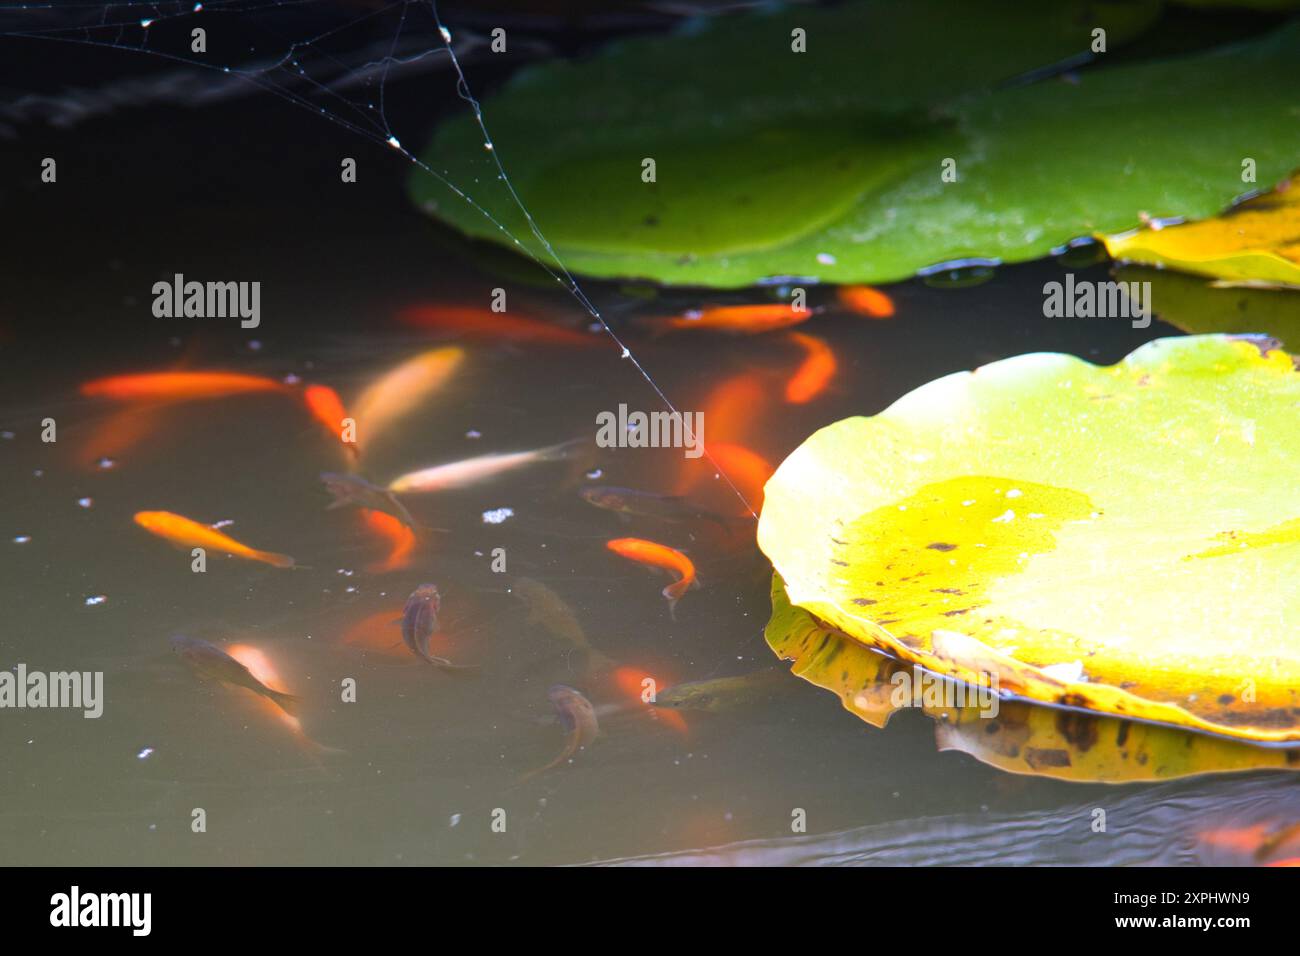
663;303;813;335
401;584;477;673
387;439;582;494
520;684;599;781
351;346;463;454
361;509;416;573
579;486;733;531
303;384;358;459
836;284;895;318
652;668;792;713
81;371;289;402
134;511;295;568
605;537;699;614
784;331;837;404
701;442;772;514
396;304;600;347
170;635;302;716
511;576;615;672
321;472;416;528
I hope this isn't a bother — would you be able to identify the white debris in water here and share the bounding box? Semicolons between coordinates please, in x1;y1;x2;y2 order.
212;519;234;529
1005;488;1023;498
449;813;462;827
14;535;31;544
992;509;1016;523
77;498;93;509
137;747;154;760
96;457;116;470
586;468;603;479
84;595;107;606
465;429;482;439
481;507;514;525
816;252;837;265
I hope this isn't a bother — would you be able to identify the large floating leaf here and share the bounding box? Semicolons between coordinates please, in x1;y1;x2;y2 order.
767;574;1300;782
1104;177;1300;288
759;335;1300;743
412;3;1300;288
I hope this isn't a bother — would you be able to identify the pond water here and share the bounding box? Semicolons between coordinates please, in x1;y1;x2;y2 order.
1;7;1295;867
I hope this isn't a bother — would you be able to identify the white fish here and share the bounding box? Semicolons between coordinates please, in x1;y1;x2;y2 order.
388;439;582;494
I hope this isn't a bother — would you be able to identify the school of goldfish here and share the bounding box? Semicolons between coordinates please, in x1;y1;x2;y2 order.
71;288;903;780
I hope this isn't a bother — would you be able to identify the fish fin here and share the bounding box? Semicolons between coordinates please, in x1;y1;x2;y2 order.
323;499;348;511
540;437;589;461
426;656;481;676
267;689;302;717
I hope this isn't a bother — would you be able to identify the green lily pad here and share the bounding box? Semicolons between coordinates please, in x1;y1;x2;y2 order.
413;0;1168;286
412;3;1300;288
758;335;1300;743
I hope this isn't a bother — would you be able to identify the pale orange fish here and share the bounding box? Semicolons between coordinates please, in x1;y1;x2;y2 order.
303;384;358;459
387;439;581;494
606;537;699;614
664;303;812;335
361;508;415;572
223;642;343;756
81;371;289;402
396;304;600;347
705;442;773;513
339;607;409;658
75;402;173;468
836;284;895;318
784;332;837;404
351;347;464;454
134;511;295;568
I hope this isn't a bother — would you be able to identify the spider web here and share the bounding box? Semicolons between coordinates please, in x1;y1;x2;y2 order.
0;0;761;518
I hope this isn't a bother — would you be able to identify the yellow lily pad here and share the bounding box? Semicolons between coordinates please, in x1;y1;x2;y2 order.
767;574;1300;782
1117;265;1300;350
758;335;1300;743
1103;177;1300;288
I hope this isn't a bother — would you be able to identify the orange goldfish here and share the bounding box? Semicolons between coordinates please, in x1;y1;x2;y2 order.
674;372;768;496
664;303;812;335
705;442;773;513
134;511;296;568
81;371;289;402
611;666;689;736
396;304;599;347
361;508;416;572
836;284;895;318
784;332;837;404
351;347;464;454
303;384;358;459
606;537;699;613
75;402;173;468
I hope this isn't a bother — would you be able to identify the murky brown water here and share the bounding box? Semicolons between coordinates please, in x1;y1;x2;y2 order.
1;7;1294;867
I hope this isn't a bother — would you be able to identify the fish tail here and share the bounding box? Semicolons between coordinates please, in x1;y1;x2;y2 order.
266;689;303;717
540;437;588;461
585;648;619;675
258;550;297;569
425;654;481;676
